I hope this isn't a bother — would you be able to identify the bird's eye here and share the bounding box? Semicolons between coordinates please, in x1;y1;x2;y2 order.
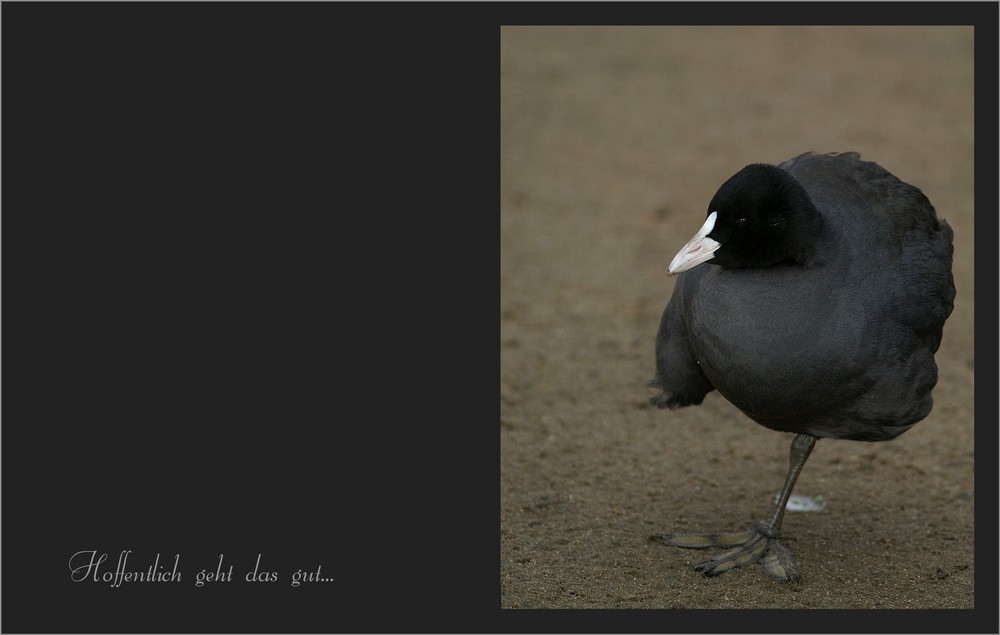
735;217;748;227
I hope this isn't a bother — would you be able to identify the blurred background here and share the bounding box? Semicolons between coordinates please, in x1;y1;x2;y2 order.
500;26;973;608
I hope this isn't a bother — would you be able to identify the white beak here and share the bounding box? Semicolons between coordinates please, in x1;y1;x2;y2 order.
668;211;722;275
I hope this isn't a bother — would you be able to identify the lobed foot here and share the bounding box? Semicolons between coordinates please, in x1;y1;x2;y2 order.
651;523;800;582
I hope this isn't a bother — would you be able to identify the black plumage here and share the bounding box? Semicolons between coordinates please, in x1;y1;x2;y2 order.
649;151;955;581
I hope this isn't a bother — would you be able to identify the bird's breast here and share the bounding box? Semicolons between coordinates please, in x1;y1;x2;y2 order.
685;267;872;420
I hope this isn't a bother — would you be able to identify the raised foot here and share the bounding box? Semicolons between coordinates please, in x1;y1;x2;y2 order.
651;524;800;582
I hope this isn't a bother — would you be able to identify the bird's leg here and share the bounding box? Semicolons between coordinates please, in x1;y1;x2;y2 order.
652;433;818;582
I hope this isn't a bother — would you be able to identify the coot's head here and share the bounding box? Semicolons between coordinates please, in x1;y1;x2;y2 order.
668;164;822;274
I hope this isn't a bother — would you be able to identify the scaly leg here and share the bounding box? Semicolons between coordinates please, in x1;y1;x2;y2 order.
652;433;817;582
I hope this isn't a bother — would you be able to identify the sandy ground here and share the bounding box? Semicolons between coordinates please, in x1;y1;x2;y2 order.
500;26;974;609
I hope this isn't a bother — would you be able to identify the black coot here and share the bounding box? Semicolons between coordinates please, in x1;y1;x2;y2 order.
649;152;955;582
